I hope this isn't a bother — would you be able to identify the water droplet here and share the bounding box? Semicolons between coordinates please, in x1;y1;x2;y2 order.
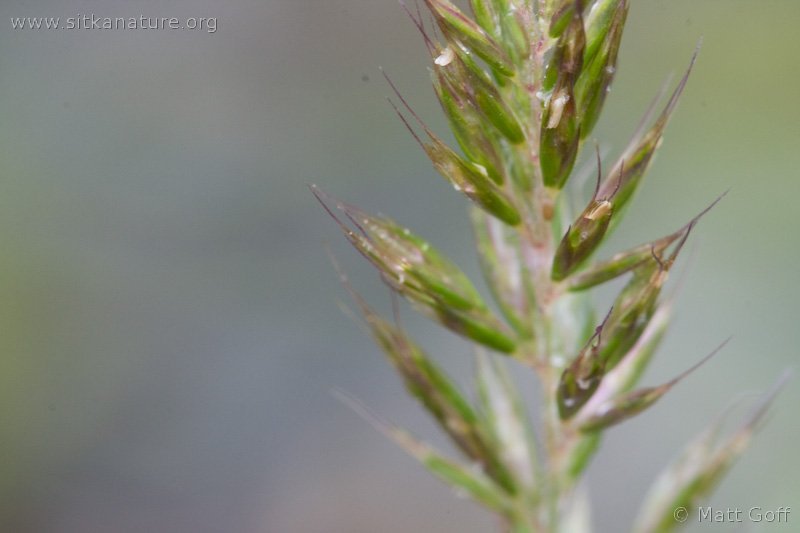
472;163;488;178
434;47;455;67
547;92;569;129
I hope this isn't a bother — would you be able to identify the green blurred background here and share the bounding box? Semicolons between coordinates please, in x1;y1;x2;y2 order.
0;1;797;531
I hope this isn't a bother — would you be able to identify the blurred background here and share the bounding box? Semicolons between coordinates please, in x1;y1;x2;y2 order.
0;0;797;531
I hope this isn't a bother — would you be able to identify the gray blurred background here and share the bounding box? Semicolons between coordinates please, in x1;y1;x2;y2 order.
0;1;797;532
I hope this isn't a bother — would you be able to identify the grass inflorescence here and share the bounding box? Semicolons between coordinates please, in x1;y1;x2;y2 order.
314;1;785;531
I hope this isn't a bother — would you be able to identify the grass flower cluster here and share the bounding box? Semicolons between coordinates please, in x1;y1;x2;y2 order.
314;1;784;531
